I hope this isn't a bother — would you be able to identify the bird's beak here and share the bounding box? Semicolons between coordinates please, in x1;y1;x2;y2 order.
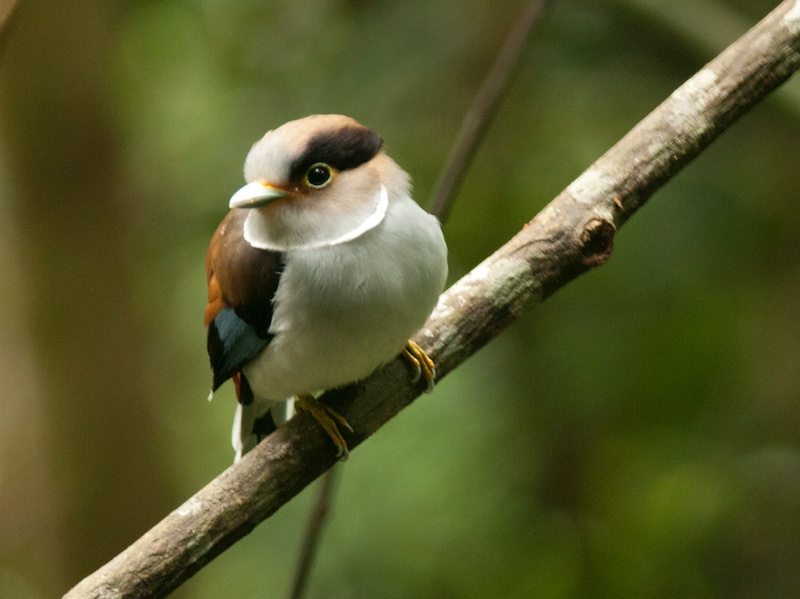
229;181;290;209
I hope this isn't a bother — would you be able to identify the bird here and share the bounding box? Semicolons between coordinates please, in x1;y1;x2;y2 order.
204;114;448;461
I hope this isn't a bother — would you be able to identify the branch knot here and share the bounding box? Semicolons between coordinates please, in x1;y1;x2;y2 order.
579;218;615;267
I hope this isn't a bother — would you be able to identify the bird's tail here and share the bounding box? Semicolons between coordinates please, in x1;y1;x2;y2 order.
232;397;295;462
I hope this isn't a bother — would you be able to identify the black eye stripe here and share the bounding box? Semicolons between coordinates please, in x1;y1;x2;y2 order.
289;125;383;182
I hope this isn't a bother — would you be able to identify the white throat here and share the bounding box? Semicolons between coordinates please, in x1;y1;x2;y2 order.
243;184;390;252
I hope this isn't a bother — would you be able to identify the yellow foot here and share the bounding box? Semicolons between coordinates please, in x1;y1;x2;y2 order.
402;340;436;393
295;394;353;461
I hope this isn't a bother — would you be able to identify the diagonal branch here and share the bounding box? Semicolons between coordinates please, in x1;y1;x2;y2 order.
0;0;20;44
429;0;548;221
63;1;800;598
287;464;340;599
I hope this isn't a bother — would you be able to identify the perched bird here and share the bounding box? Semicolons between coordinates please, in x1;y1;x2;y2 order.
205;114;448;461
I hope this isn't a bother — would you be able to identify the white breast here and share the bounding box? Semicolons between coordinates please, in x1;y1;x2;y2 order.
242;195;447;402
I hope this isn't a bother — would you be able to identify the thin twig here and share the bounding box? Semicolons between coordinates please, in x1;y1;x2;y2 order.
0;0;20;43
288;467;338;599
286;4;548;595
63;2;800;597
429;0;548;222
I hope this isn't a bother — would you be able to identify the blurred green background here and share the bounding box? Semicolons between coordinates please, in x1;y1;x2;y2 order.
2;0;800;597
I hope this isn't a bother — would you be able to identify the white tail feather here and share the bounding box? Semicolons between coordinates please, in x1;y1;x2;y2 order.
232;398;292;462
270;397;295;426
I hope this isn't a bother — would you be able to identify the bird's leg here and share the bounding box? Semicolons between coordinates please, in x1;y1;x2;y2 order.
295;394;353;461
403;340;436;393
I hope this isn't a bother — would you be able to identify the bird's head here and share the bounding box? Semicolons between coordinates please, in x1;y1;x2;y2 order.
230;114;410;252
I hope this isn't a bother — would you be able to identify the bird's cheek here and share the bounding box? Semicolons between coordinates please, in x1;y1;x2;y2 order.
257;195;293;214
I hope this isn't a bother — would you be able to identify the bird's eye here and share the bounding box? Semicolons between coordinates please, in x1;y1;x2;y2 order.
304;163;333;188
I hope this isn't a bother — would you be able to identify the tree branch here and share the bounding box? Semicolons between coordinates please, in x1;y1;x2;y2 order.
0;0;20;45
63;1;800;597
287;466;339;599
429;0;548;221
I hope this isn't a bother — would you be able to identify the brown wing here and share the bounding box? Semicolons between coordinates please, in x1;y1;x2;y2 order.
205;210;283;391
